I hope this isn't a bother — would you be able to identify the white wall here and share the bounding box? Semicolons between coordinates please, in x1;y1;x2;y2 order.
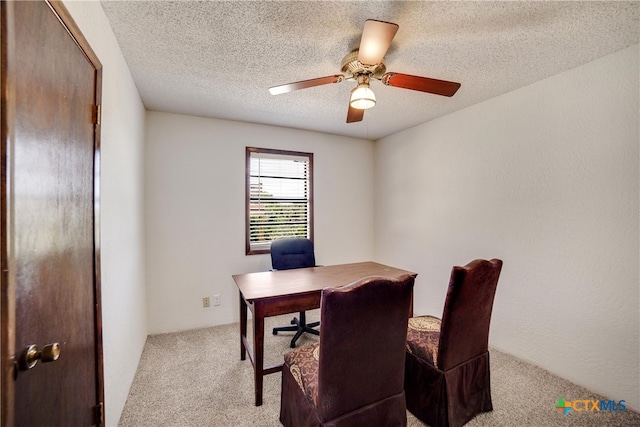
145;112;374;333
63;2;148;425
375;45;639;410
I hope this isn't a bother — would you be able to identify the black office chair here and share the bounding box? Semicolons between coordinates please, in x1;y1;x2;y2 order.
271;238;320;348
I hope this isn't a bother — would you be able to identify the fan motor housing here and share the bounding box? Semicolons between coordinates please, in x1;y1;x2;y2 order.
340;50;386;79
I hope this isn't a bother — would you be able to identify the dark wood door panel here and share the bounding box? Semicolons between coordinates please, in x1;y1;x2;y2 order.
2;1;104;425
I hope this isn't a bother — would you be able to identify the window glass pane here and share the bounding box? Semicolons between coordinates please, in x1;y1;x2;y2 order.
246;148;313;254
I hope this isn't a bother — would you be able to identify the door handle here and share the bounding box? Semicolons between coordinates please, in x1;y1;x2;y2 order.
18;343;61;371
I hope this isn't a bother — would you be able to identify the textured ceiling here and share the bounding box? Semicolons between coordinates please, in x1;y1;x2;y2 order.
100;1;639;141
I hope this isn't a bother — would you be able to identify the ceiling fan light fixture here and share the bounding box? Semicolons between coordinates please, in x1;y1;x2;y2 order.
268;19;461;124
350;84;376;109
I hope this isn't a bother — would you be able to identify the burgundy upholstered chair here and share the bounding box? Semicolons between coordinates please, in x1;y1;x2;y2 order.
280;274;415;427
404;259;503;427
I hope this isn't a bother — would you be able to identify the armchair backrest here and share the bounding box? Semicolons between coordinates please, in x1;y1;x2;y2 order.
437;258;503;371
317;274;414;421
270;238;316;270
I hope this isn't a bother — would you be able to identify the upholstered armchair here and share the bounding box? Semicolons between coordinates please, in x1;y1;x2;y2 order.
280;274;415;427
270;238;320;348
404;259;503;427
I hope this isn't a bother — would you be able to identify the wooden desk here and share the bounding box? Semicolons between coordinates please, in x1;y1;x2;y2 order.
232;261;417;406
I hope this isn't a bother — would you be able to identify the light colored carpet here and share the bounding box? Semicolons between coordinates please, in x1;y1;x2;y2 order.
119;311;639;426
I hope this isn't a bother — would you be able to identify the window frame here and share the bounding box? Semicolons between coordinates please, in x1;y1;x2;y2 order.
245;147;314;255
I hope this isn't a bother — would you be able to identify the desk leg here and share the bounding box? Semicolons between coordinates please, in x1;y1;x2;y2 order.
239;293;247;361
253;303;265;406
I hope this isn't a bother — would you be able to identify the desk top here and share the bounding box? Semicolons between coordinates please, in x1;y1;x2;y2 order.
232;261;417;301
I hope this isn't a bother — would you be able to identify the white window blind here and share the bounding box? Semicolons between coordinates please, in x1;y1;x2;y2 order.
246;148;313;254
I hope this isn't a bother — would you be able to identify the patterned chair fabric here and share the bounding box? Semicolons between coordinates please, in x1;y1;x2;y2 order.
283;342;320;408
280;274;415;427
404;259;503;427
406;315;442;368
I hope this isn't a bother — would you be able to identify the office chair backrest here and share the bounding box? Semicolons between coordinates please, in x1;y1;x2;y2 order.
437;258;503;371
317;274;414;421
270;238;316;270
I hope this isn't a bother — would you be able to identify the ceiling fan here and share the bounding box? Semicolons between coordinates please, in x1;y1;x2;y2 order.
268;19;461;124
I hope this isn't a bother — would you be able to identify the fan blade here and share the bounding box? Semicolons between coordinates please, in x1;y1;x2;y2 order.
346;105;364;123
382;72;461;97
269;75;344;95
357;20;398;66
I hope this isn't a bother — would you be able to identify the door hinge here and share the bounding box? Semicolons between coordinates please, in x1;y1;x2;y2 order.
92;104;101;125
93;402;104;425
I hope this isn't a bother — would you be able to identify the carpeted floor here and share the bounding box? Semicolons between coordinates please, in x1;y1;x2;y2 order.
119;311;639;426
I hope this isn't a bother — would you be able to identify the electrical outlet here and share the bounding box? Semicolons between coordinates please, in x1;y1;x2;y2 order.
213;294;221;306
202;297;210;308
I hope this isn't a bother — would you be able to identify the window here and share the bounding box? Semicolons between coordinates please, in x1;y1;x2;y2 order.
246;147;313;254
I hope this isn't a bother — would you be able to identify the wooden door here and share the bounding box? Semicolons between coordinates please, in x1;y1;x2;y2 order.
1;1;104;425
